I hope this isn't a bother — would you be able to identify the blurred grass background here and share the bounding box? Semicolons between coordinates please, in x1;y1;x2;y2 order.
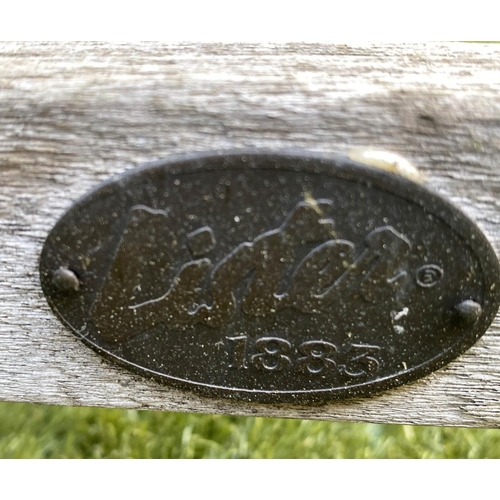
1;401;500;458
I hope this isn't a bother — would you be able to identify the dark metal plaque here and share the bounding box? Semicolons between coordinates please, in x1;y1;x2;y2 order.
39;151;500;403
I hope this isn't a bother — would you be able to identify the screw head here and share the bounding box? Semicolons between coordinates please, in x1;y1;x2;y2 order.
51;267;80;292
454;299;482;324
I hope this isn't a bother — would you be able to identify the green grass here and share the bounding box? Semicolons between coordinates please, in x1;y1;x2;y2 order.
1;402;500;458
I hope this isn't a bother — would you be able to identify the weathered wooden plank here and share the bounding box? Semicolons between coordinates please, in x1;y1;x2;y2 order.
2;42;500;427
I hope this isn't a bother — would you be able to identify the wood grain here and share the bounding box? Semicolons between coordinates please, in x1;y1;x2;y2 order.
2;42;500;427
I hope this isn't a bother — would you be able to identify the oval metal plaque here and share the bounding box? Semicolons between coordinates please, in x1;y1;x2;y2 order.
40;151;500;403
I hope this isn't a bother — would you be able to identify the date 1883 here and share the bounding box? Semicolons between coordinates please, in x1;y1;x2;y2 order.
226;335;382;378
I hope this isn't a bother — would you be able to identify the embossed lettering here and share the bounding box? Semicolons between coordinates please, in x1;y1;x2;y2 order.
226;335;383;379
341;344;382;377
251;337;293;371
416;264;443;288
194;199;336;326
296;340;337;374
92;199;415;342
227;335;248;369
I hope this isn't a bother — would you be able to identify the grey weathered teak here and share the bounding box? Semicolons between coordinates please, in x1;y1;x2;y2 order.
1;42;500;427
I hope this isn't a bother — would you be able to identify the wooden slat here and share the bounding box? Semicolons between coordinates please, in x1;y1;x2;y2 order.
2;42;500;427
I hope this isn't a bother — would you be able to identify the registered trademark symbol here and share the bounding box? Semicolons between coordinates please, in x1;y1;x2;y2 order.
416;264;444;288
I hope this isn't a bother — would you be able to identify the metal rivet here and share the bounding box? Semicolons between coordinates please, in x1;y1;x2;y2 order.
454;299;482;323
51;267;80;292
